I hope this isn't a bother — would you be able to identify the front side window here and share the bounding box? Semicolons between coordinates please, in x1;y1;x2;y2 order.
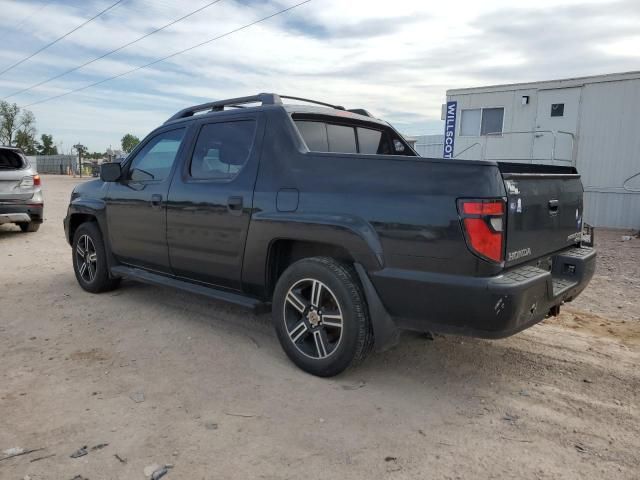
128;128;185;182
190;120;257;180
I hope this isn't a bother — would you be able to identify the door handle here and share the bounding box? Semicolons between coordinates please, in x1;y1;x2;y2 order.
227;196;243;216
548;199;559;213
151;194;163;208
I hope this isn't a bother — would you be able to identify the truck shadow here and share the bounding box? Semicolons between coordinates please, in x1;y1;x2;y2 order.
110;278;626;397
0;224;23;236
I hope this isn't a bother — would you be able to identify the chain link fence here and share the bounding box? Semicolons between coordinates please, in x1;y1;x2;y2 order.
27;155;78;174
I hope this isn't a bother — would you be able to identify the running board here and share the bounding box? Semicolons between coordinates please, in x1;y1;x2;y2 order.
110;266;270;313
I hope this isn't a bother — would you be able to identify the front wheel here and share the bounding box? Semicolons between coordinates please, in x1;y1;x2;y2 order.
72;222;120;293
272;257;373;377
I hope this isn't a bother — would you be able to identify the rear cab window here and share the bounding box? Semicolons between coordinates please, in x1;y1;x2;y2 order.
293;114;414;156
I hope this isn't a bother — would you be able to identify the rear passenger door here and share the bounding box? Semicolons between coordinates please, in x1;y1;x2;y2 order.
166;114;264;290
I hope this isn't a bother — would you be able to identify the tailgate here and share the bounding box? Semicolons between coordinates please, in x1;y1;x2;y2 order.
499;162;584;267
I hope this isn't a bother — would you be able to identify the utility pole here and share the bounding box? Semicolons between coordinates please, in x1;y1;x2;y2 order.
73;143;85;178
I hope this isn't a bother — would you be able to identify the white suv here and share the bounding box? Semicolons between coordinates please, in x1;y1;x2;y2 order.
0;146;43;232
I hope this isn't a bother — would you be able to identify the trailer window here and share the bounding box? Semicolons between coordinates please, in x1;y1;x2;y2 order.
460;109;481;136
460;108;504;136
551;103;564;117
480;108;504;135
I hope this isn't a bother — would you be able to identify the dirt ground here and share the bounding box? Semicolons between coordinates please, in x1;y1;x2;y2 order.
1;175;638;480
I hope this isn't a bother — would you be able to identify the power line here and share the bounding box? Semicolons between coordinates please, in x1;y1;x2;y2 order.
0;0;126;77
3;0;225;100
21;0;312;109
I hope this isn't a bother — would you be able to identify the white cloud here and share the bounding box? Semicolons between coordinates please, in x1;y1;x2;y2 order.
0;0;637;150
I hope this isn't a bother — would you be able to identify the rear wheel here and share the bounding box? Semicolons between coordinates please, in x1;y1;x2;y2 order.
272;257;373;377
72;222;120;293
18;222;40;232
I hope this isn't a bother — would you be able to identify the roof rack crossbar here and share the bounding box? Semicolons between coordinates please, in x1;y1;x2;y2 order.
165;93;282;123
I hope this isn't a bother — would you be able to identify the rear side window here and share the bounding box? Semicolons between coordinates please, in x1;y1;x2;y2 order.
294;118;412;156
295;121;328;151
190;120;256;180
327;124;357;153
357;127;392;155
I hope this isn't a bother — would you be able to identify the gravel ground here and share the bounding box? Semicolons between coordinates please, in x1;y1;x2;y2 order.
1;175;638;480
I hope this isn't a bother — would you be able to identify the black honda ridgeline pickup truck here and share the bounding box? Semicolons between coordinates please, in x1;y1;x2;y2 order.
64;93;595;376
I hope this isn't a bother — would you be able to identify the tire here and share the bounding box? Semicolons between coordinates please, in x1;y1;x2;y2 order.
72;222;120;293
18;222;40;232
272;256;374;377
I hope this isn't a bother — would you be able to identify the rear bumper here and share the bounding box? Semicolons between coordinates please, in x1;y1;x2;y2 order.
0;202;43;225
371;246;596;338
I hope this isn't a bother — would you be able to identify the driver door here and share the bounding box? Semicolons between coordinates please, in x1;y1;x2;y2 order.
106;127;187;273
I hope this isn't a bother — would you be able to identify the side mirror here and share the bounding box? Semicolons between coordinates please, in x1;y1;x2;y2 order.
100;162;122;182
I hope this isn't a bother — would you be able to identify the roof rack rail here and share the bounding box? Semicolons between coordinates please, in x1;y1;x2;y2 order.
278;95;345;110
165;93;356;124
165;93;282;123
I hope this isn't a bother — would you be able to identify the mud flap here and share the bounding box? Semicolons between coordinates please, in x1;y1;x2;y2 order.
354;263;400;352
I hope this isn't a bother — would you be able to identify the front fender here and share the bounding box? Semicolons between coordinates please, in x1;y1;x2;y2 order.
65;197;108;243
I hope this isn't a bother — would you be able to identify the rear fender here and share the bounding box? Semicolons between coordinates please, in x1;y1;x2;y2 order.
243;212;384;293
242;212;399;352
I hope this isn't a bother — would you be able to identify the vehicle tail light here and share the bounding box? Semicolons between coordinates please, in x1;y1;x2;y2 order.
19;175;40;188
457;198;505;263
19;176;34;188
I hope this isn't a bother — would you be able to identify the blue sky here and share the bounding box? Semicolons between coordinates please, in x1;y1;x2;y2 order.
0;0;639;152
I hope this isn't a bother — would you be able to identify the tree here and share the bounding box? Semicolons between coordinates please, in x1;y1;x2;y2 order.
15;130;39;154
15;110;38;153
1;102;40;150
121;133;140;153
39;134;58;155
0;101;20;146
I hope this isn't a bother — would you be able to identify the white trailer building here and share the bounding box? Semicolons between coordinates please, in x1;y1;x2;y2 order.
441;71;640;229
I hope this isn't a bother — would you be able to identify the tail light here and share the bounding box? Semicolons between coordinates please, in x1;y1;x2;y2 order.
457;198;505;263
19;175;41;187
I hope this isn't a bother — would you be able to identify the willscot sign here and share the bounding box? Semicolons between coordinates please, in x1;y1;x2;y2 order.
443;101;457;159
